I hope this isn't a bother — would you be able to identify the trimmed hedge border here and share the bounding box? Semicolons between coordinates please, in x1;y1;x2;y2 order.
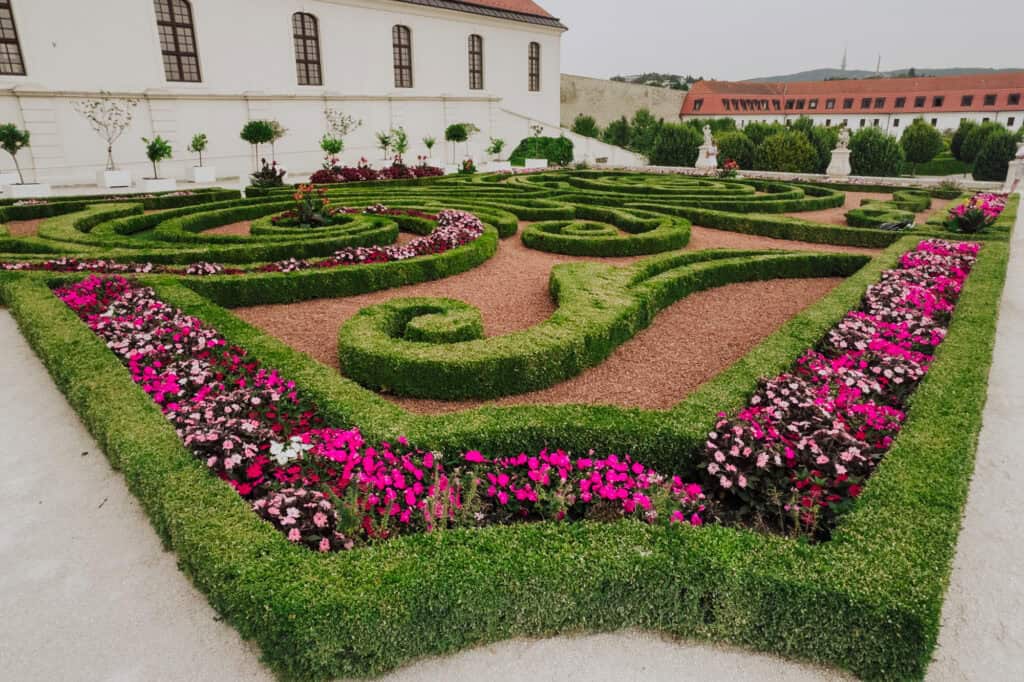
338;250;867;399
0;227;1010;681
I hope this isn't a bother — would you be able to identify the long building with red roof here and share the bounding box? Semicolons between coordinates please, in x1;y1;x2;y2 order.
679;72;1024;135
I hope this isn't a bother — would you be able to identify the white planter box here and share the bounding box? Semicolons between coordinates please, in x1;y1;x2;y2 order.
489;161;513;172
97;170;131;188
189;166;217;183
0;172;21;185
140;178;177;192
3;183;52;199
524;158;549;169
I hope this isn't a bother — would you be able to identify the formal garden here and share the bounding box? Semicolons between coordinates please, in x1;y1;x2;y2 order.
0;169;1018;681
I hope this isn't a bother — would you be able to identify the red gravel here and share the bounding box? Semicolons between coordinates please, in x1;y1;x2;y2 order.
236;228;858;413
203;221;252;236
785;191;951;226
3;218;45;238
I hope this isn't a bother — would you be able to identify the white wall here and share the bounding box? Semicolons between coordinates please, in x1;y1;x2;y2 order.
0;0;566;184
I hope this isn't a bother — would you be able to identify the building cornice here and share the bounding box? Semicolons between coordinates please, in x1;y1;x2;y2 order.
393;0;566;30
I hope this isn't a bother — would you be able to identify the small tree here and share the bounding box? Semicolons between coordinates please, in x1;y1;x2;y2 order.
268;120;287;161
142;136;172;179
320;135;343;169
601;117;630;147
423;135;436;157
324;108;362;139
715;131;755;169
754;131;818;173
900;119;944;175
0;123;31;184
240;120;275;169
187;133;208;167
648;123;702;166
628;109;662;156
571;114;600;138
486;137;505;159
391;126;409;159
375;130;393;159
973;128;1018;181
950;120;978;161
445;122;478;159
960;122;1003;164
73;94;140;171
849;127;905;177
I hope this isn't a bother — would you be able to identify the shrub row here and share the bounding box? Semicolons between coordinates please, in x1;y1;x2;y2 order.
520;208;690;256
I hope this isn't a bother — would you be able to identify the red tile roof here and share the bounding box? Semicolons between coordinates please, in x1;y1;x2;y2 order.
681;72;1024;117
462;0;554;18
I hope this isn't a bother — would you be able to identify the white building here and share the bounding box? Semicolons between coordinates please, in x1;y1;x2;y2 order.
0;0;639;186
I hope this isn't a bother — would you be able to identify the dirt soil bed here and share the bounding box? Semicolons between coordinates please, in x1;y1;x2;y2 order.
3;219;46;238
237;230;854;412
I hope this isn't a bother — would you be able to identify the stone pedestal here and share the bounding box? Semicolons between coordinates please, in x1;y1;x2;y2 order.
1004;158;1024;194
695;144;718;172
827;148;852;177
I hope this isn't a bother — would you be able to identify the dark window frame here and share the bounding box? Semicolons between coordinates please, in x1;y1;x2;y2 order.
154;0;202;83
825;98;836;110
914;96;926;107
468;33;483;90
0;0;26;76
961;94;974;107
528;41;540;92
874;97;886;108
895;97;906;108
1009;93;1021;106
932;95;945;107
692;98;703;112
843;98;854;109
292;12;322;86
861;97;872;108
808;98;818;110
795;98;805;110
722;99;731;111
984;93;997;106
393;25;413;88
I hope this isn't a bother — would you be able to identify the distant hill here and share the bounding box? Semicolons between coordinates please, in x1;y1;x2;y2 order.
744;67;1024;83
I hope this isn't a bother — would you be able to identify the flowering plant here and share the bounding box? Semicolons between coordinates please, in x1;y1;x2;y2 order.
459;159;477;175
250;158;286;188
701;238;980;538
718;159;740;178
946;192;1006;233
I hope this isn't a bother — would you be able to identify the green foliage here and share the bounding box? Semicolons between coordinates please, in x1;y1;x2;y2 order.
320;134;343;157
972;128;1018;181
486;138;506;157
571;114;601;138
850;127;905;177
422;136;436;151
808;125;840;173
508;136;574;166
950;120;978;161
601;116;630;148
141;135;173;179
187;133;208;167
445;123;469;143
628;109;663;156
715;131;755;169
391;127;409;156
742;121;785;146
375;130;393;157
682;117;738;135
648;123;702;166
960;121;1002;164
900;119;945;173
520;207;690;257
239;120;275;161
754;131;818;173
0;122;31;184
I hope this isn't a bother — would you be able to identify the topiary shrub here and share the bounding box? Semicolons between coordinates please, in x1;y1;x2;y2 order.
960;121;1002;164
628;109;663;156
716;131;755;169
950;120;978;161
850;127;905;177
601;116;630;148
508;136;574;166
900;119;945;175
647;123;702;166
754;131;818;173
571;114;600;138
743;121;786;146
972;128;1018;181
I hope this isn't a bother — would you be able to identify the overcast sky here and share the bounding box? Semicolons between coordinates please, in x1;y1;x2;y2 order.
539;0;1023;81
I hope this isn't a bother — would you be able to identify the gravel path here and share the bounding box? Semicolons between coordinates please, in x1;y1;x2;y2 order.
237;231;851;411
3;218;45;237
784;191;952;226
203;220;252;236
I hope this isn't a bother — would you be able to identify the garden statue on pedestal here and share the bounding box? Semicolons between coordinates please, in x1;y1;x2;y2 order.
1003;139;1024;193
827;127;853;178
695;124;718;172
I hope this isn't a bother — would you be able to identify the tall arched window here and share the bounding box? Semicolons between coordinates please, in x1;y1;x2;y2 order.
392;25;412;88
153;0;201;82
528;41;540;92
292;12;322;86
0;1;25;76
468;34;483;90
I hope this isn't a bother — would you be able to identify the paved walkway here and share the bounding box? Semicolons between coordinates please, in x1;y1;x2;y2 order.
0;193;1021;681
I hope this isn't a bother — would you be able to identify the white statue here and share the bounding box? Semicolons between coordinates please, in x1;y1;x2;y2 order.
837;127;850;151
702;124;714;149
1016;139;1024;159
695;124;718;171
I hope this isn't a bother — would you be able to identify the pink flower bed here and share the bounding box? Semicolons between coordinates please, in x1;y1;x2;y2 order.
55;275;707;552
1;208;485;276
701;238;980;536
946;192;1007;233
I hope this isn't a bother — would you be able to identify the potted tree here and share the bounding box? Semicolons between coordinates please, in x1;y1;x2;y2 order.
324;107;362;163
141;136;175;192
423;135;436;159
268;120;287;162
375;130;393;162
240;120;276;171
73;94;139;188
486;137;510;172
0;123;50;198
187;133;216;183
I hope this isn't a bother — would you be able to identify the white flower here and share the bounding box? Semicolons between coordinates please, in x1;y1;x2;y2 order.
268;437;313;466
